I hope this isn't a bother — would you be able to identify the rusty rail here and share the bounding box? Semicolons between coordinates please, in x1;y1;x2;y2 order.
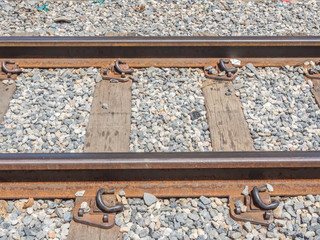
0;36;320;59
0;152;319;198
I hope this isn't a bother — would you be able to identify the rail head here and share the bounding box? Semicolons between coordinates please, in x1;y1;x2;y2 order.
0;36;320;47
0;152;319;170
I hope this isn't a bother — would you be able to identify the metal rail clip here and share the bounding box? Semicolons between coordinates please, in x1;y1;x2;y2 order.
204;59;238;81
304;61;320;79
101;60;133;82
229;185;279;225
73;188;124;229
0;60;22;80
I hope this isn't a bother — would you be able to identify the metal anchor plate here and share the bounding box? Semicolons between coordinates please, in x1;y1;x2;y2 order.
304;61;320;79
229;186;279;225
101;60;133;82
0;60;22;80
204;59;238;81
73;189;123;229
229;194;272;225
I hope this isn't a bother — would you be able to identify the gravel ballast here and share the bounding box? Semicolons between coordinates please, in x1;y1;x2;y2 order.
0;0;319;37
1;0;320;239
233;64;320;151
115;193;320;240
0;199;74;240
0;68;98;153
2;65;319;153
130;68;212;152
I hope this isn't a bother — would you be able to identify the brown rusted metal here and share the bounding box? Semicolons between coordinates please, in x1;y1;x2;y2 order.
229;186;279;225
229;195;273;225
73;193;117;229
95;189;124;213
204;59;238;81
0;58;317;69
1;60;22;74
114;60;133;74
100;60;133;82
204;72;235;81
0;152;320;199
0;60;21;80
304;61;320;79
0;179;320;199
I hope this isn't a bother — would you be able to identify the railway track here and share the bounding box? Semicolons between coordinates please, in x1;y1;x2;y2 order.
1;36;320;239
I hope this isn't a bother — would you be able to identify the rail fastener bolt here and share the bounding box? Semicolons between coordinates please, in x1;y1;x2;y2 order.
235;207;241;215
264;211;271;220
78;208;84;217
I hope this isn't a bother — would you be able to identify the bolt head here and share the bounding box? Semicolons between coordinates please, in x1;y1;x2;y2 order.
264;211;271;220
235;207;241;215
103;215;108;223
78;209;84;217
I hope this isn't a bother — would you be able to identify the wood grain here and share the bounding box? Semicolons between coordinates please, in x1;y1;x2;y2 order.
68;80;131;240
67;224;121;240
203;81;254;151
0;82;15;123
84;81;132;152
311;80;320;107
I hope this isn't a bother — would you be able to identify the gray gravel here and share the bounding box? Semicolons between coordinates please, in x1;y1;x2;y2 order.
116;193;320;240
0;0;319;36
234;64;320;151
0;199;74;240
130;68;212;152
0;68;98;153
1;1;320;240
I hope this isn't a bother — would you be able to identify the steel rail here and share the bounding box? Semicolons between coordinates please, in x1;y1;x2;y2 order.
0;152;320;170
0;152;320;198
1;36;320;45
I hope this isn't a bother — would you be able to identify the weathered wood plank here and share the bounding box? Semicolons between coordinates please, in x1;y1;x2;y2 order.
84;80;132;152
68;80;131;240
311;80;320;107
203;81;254;151
67;224;121;240
0;82;15;123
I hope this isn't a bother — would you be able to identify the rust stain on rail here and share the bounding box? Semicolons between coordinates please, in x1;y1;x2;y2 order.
0;180;319;199
0;58;318;69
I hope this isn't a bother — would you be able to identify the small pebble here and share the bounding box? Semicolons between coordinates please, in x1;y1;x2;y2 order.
143;193;157;206
242;186;249;196
266;183;274;192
